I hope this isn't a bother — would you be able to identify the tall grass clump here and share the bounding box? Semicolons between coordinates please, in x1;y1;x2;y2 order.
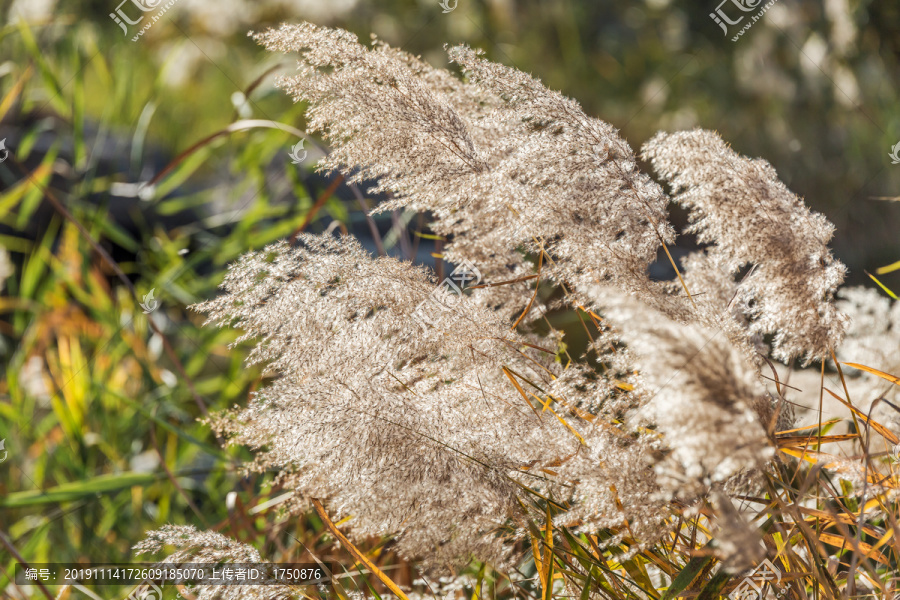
137;22;900;600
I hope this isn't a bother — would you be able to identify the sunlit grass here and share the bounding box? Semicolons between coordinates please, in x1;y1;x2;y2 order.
1;11;900;600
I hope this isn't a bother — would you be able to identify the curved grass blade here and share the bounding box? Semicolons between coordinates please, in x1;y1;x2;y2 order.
311;498;410;600
864;271;898;300
842;362;900;386
661;556;712;600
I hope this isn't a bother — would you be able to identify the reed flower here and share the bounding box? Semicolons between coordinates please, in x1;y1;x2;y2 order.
134;525;294;600
835;286;900;375
192;235;673;567
642;129;848;363
594;288;776;501
139;21;869;586
252;23;675;317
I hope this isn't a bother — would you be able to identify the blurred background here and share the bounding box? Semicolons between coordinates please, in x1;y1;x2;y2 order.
0;0;898;597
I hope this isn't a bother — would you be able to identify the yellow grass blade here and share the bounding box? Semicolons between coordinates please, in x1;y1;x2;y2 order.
776;434;859;448
842;362;900;386
817;532;890;565
0;162;53;219
778;447;841;468
875;260;900;275
512;248;542;329
822;387;899;444
864;271;898;300
661;242;696;309
543;504;554;599
310;499;410;600
531;531;546;592
0;65;32;123
776;419;841;435
532;394;586;445
503;366;543;422
870;526;895;554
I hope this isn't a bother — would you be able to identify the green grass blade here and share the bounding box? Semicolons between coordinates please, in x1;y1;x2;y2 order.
579;569;592;600
0;471;164;508
661;556;712;600
696;571;731;600
865;270;898;300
